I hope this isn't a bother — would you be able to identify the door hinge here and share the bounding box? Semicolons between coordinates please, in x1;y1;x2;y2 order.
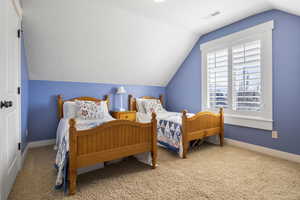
17;87;21;95
17;29;23;38
18;142;21;151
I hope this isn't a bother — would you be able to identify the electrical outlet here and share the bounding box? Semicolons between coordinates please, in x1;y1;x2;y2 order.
272;131;278;139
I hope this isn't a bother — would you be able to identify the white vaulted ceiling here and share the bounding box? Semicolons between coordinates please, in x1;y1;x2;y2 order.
21;0;300;86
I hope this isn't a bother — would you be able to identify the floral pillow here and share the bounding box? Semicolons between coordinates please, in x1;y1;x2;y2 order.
75;100;106;120
143;99;165;114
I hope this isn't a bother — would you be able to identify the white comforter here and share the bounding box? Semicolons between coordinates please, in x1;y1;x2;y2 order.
137;111;194;124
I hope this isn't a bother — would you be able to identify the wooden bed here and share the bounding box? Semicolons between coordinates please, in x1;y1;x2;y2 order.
128;94;224;159
57;95;158;195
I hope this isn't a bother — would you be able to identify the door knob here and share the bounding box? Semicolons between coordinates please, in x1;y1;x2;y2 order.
0;101;13;109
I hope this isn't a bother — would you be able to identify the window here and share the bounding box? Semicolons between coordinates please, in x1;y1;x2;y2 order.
201;21;273;130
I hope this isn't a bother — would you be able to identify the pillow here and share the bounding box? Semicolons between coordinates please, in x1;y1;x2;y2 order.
75;100;108;120
63;101;77;118
136;98;146;113
142;99;165;114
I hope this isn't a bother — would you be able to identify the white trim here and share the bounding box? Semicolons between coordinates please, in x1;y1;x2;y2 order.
17;14;22;173
21;144;29;168
225;138;300;164
11;0;22;18
200;21;274;51
201;20;274;130
225;114;273;130
20;139;55;170
27;139;56;148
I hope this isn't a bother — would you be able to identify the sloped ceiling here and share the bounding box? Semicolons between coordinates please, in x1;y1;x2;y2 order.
22;0;300;86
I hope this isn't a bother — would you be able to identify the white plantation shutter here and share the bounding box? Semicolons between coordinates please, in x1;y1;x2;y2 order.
232;40;261;111
207;49;228;109
201;21;273;130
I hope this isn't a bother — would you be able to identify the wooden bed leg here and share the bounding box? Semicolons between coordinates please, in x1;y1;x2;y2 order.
69;174;77;195
182;110;188;159
69;119;77;195
219;108;224;147
151;113;157;169
219;134;224;147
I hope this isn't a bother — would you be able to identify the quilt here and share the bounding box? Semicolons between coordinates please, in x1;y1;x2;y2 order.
137;111;194;158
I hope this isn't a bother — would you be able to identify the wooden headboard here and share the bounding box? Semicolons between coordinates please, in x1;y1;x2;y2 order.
57;95;110;119
128;94;163;112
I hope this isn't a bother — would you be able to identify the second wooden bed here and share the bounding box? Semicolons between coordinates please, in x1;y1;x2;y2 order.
128;94;224;158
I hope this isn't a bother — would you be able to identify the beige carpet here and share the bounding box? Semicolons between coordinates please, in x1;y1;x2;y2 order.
9;143;300;200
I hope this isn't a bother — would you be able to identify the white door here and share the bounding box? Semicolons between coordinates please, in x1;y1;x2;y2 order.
0;0;22;199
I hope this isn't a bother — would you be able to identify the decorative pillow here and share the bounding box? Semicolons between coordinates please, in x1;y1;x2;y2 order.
63;101;78;118
136;98;146;113
142;99;165;114
75;100;107;120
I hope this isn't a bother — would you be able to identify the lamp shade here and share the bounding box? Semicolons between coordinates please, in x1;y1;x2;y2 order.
116;86;127;94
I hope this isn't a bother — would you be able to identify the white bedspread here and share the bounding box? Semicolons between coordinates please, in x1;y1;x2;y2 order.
137;111;194;124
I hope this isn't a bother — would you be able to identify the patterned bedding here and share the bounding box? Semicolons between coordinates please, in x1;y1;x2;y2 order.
137;112;194;158
157;119;183;156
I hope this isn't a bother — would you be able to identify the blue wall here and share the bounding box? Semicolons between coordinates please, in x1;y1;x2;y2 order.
28;80;165;142
166;10;300;155
21;34;29;152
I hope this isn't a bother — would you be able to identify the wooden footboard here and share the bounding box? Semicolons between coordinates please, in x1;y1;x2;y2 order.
68;113;157;195
181;108;224;158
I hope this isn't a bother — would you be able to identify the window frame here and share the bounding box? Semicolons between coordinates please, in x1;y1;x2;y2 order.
201;21;273;130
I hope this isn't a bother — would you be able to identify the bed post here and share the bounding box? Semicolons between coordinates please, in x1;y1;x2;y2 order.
69;119;77;195
219;108;224;146
128;94;133;111
151;112;157;169
182;110;188;159
104;95;110;110
58;95;63;119
159;94;164;105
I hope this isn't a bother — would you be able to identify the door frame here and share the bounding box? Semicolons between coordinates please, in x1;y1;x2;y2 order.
0;1;23;199
14;0;23;171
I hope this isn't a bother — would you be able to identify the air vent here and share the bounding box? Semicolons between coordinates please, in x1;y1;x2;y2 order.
211;11;221;17
202;11;221;19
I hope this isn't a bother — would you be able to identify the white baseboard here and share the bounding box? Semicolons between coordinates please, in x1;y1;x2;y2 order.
20;139;55;171
27;139;56;149
21;144;29;168
225;138;300;164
